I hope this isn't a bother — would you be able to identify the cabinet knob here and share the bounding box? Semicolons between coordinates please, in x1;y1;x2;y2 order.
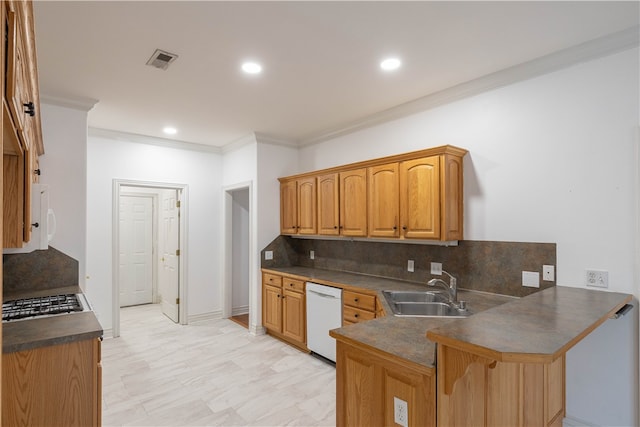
354;298;359;302
393;226;397;230
402;226;407;230
334;226;338;229
354;314;359;318
289;283;294;287
34;169;41;176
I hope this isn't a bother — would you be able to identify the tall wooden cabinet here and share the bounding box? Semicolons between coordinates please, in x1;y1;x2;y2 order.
2;0;44;249
279;146;467;241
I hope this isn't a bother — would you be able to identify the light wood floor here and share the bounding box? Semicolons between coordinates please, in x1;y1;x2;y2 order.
102;304;336;426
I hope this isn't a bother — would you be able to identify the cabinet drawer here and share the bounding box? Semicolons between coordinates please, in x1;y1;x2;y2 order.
282;278;305;293
343;306;375;324
343;290;376;311
263;273;282;287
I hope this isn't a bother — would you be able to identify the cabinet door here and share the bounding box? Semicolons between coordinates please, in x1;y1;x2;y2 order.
262;283;282;332
3;154;24;248
400;156;440;239
339;168;367;237
297;177;317;235
441;154;464;241
317;173;340;235
282;289;305;344
368;163;399;238
280;180;297;234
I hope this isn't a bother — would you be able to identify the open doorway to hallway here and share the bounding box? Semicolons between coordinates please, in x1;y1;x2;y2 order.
223;183;252;330
113;180;188;338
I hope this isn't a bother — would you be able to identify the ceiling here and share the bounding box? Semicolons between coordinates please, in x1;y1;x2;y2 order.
33;1;639;149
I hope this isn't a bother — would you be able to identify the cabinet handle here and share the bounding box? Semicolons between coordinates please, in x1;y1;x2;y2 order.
34;169;41;176
23;102;35;117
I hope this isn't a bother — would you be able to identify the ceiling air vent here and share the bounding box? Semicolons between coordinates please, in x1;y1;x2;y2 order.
146;49;178;71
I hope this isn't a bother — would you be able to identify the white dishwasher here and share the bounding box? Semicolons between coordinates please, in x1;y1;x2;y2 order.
306;282;342;363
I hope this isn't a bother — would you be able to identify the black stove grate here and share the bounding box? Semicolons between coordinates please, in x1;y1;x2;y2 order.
2;294;83;322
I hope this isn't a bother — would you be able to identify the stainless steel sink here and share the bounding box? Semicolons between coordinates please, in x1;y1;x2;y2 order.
382;290;471;318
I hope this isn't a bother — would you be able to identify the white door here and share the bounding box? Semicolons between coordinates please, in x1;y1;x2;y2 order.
119;195;153;307
159;189;180;322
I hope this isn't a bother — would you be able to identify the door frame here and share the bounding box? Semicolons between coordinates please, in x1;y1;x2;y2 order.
222;182;255;329
112;179;189;337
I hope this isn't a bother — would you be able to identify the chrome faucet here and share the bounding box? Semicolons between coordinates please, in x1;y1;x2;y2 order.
427;270;457;303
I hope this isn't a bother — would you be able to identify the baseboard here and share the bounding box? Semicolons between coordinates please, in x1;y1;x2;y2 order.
102;327;114;338
232;305;249;316
249;324;266;336
188;310;223;323
563;415;598;427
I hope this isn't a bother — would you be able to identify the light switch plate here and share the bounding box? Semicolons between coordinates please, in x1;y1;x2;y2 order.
522;271;540;288
264;251;273;260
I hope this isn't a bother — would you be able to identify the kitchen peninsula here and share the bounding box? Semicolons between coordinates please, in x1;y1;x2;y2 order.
262;255;631;427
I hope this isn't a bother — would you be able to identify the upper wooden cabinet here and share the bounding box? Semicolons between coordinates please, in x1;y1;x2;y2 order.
279;145;467;241
316;169;368;237
280;177;317;235
3;0;44;248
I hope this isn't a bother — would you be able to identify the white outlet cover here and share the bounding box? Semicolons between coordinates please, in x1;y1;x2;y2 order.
407;260;414;273
431;262;442;275
310;250;315;260
394;397;408;427
264;251;273;260
543;265;554;281
586;270;609;288
522;271;540;288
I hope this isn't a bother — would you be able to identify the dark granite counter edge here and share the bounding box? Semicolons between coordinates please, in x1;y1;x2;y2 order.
3;286;104;354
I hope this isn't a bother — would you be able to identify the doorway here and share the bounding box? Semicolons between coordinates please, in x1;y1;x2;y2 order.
223;183;252;330
113;180;188;338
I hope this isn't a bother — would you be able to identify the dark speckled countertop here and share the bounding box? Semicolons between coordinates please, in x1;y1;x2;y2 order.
3;286;104;354
263;267;517;369
426;286;632;363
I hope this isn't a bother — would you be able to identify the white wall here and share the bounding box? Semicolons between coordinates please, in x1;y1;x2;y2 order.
86;132;222;330
298;48;640;425
39;103;89;287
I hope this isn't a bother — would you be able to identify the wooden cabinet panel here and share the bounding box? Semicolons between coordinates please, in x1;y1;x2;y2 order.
368;163;399;238
441;154;464;241
3;154;24;247
343;306;375;323
280;179;297;234
282;277;305;293
343;290;376;311
262;283;282;333
282;288;305;343
336;341;435;427
400;156;440;239
2;339;101;427
297;177;316;235
317;173;340;235
339;168;367;237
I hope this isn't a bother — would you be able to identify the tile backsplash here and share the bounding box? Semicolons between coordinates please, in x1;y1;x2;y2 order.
3;247;79;294
262;236;556;297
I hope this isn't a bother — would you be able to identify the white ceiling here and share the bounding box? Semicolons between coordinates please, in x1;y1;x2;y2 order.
33;1;639;149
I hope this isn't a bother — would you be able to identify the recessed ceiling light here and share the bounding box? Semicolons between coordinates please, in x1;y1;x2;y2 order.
163;127;177;135
242;62;262;74
380;57;401;71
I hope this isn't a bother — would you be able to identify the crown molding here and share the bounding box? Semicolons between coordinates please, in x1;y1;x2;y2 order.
221;133;257;154
40;94;99;112
89;127;221;153
254;132;297;148
299;25;640;147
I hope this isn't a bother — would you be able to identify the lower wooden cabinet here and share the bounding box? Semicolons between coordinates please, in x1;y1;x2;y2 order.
336;341;436;427
342;289;378;325
262;272;307;351
2;338;102;426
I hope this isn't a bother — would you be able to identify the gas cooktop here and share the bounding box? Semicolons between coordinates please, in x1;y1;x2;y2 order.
2;293;91;322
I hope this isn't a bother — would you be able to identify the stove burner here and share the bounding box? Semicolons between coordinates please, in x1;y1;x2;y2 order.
2;294;87;322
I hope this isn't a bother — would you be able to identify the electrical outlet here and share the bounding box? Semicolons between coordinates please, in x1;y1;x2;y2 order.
543;265;555;281
431;262;442;275
586;269;608;288
264;251;273;260
394;397;408;427
407;260;414;273
310;250;315;260
522;271;540;288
